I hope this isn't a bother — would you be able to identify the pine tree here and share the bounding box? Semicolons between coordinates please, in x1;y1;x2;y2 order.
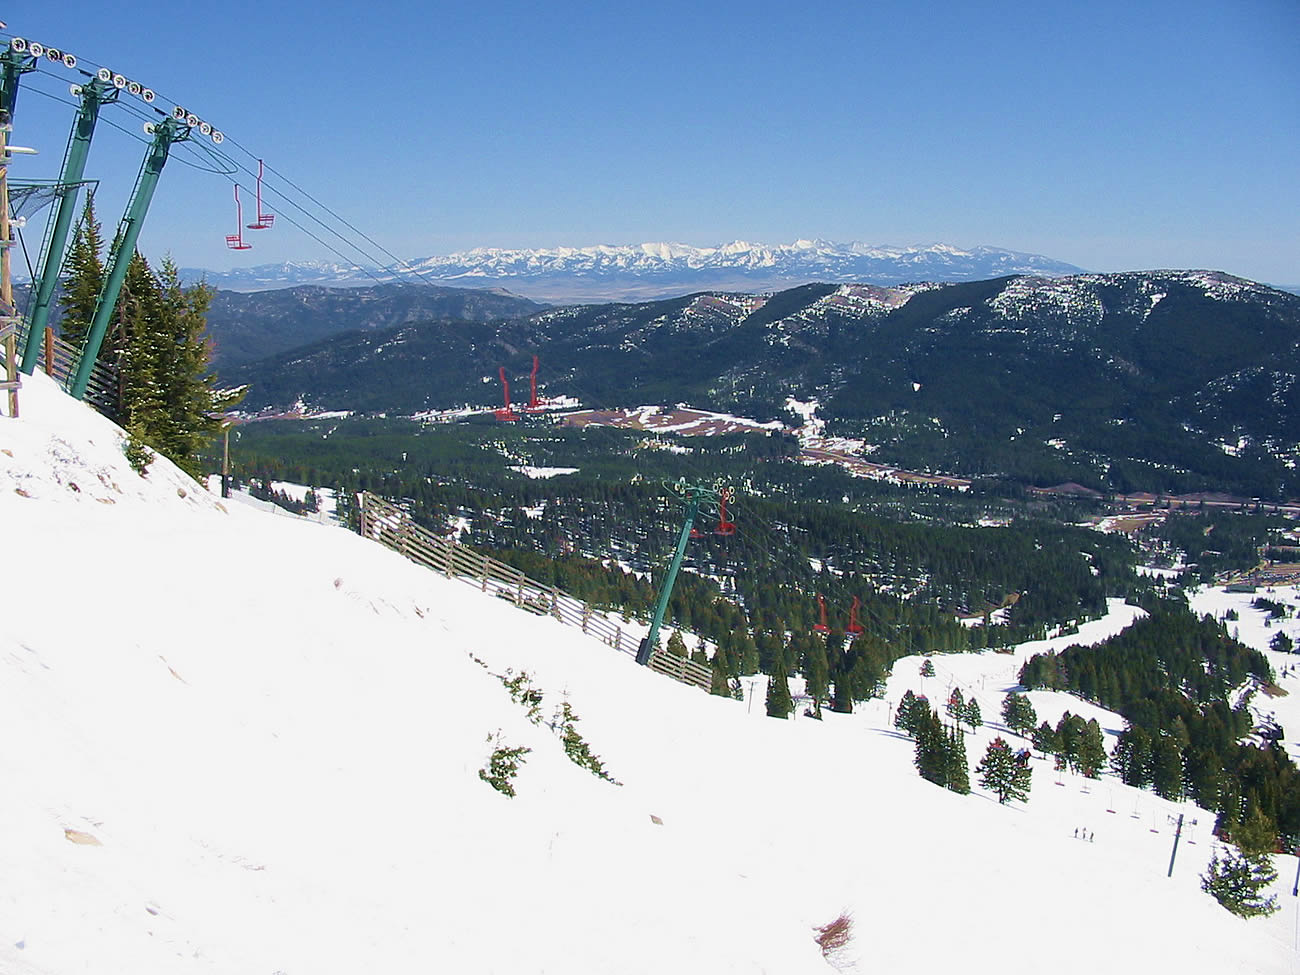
914;707;948;786
977;736;1032;804
945;687;965;726
1111;726;1153;788
1001;692;1037;737
1032;720;1059;757
765;656;793;719
57;195;105;353
944;723;971;794
666;629;688;658
920;658;935;677
914;707;969;794
1202;848;1279;918
803;636;829;717
112;255;243;479
962;697;983;734
1201;811;1280;920
895;689;920;734
1151;734;1184;800
1077;718;1108;779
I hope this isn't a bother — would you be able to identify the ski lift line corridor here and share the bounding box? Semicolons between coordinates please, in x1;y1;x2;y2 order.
356;491;712;692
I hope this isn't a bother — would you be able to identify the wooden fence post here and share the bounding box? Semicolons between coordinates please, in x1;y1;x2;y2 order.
43;327;54;377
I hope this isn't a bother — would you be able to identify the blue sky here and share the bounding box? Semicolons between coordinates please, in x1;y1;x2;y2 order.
6;0;1297;284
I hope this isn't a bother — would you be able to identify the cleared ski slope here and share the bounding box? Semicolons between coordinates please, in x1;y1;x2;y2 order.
0;371;1294;974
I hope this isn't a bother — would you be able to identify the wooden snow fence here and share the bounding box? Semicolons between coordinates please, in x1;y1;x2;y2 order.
13;321;120;418
647;649;712;690
356;492;712;691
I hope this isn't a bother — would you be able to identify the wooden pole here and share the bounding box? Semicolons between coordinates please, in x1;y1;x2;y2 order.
221;423;231;498
1;109;17;418
43;326;53;376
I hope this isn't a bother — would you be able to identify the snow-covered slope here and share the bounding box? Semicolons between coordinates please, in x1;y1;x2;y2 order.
183;239;1084;299
0;372;1294;974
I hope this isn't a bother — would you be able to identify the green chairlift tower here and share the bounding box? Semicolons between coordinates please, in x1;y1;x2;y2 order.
69;116;189;400
20;77;117;374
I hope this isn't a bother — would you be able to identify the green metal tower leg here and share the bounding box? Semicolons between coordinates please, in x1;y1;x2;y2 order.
0;48;36;121
637;483;706;666
21;80;116;374
70;118;188;400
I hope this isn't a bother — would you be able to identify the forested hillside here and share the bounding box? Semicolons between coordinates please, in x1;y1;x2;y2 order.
1020;601;1297;844
226;271;1300;498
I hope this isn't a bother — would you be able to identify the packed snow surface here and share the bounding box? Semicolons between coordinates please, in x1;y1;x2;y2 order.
0;372;1295;974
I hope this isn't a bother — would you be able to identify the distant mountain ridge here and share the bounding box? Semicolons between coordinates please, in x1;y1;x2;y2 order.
183;240;1085;301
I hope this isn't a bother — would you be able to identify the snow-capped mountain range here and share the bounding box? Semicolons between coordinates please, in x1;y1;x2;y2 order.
183;240;1085;300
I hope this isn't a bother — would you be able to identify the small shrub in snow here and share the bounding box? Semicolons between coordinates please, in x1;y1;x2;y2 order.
553;702;621;785
123;425;154;475
479;732;530;798
501;669;543;723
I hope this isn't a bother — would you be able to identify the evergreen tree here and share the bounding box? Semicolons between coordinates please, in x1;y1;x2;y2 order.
1032;720;1059;757
1151;734;1185;800
1001;692;1038;737
1077;718;1108;779
977;736;1032;804
802;636;829;716
666;629;688;658
709;640;736;697
1111;726;1154;788
914;707;969;794
765;657;793;719
914;707;948;787
1201;847;1279;918
113;255;243;479
963;697;983;734
920;658;936;677
895;689;920;734
57;195;105;353
944;723;971;795
1201;807;1280;919
946;687;965;726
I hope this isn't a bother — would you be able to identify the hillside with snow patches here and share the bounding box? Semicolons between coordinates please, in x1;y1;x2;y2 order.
0;371;1297;974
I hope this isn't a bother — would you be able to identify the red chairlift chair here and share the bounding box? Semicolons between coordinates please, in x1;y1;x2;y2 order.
246;159;275;230
526;355;544;412
715;487;736;535
225;184;252;250
813;594;831;634
847;595;865;635
494;367;518;421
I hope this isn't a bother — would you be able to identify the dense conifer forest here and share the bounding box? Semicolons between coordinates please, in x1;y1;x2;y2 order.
1020;600;1298;845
